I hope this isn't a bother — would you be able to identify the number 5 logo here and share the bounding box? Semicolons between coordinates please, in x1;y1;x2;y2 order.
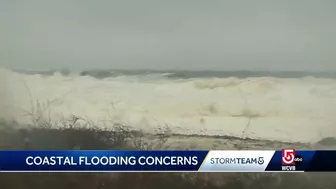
282;149;295;165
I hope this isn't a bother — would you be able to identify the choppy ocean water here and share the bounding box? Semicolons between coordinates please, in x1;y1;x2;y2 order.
1;68;336;143
13;68;336;79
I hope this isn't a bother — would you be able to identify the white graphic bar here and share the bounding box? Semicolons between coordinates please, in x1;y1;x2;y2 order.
199;150;275;172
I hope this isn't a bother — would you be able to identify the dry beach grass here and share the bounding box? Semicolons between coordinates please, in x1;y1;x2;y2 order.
0;118;336;189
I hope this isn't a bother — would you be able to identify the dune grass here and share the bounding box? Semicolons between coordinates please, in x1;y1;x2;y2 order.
0;120;335;189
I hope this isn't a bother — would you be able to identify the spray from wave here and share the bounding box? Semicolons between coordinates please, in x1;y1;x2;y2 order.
1;68;336;143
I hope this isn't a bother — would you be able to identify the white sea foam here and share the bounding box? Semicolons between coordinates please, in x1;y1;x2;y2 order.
1;67;336;143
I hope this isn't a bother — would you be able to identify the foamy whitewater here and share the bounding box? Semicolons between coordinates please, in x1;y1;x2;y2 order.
1;68;336;143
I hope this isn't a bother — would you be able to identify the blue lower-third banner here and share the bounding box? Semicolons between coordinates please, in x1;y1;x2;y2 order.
0;149;336;172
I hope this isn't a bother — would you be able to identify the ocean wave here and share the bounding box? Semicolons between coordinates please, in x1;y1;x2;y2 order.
12;68;336;80
1;67;336;143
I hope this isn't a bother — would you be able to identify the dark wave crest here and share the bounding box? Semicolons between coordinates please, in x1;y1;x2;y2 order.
13;69;336;79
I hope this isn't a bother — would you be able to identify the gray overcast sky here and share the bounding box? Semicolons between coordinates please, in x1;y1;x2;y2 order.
0;0;335;71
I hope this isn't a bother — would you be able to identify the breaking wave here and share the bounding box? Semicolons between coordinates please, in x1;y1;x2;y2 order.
1;67;336;143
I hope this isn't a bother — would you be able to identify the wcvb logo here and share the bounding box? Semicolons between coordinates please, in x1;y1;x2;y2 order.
282;149;296;165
